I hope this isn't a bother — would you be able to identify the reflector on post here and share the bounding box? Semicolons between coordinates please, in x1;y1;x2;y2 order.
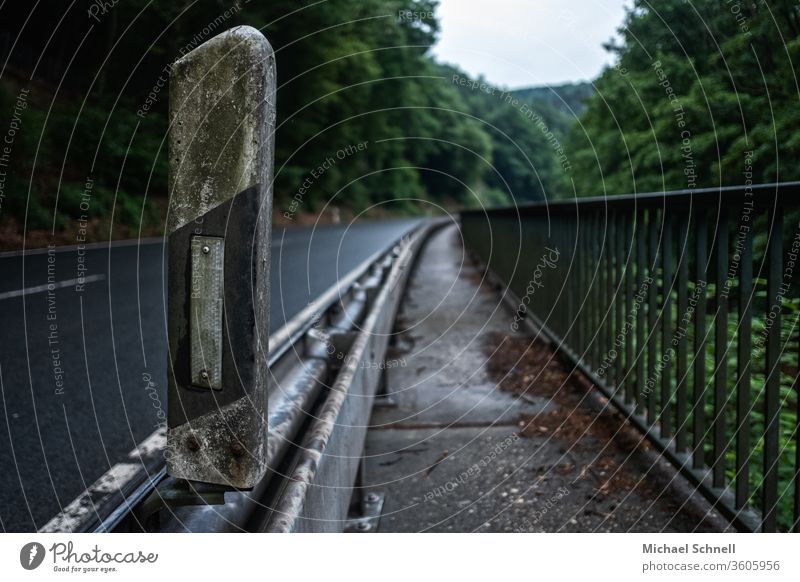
166;26;275;489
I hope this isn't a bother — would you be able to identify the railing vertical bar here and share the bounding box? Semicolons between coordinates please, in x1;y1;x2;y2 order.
735;216;753;509
625;212;635;405
794;334;800;532
552;217;564;337
603;210;619;386
647;208;659;424
584;212;597;368
616;210;625;391
559;220;564;332
559;220;563;334
570;217;576;341
608;210;617;387
635;207;647;414
555;218;561;333
763;206;783;532
661;212;674;439
584;212;592;365
693;210;709;470
593;211;602;369
559;216;577;348
584;209;591;359
713;208;729;489
584;208;592;362
675;212;689;452
577;209;586;356
600;211;609;380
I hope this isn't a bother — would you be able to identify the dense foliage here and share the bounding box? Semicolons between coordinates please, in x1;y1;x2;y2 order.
3;1;799;236
0;0;580;242
567;0;800;197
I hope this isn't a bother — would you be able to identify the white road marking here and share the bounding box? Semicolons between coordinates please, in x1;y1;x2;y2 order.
0;237;164;258
0;274;106;301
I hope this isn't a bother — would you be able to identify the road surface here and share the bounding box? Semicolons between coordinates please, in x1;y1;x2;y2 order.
0;219;419;531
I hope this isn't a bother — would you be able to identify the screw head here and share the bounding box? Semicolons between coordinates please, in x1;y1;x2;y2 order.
202;245;210;254
355;521;371;532
199;369;210;381
365;492;379;504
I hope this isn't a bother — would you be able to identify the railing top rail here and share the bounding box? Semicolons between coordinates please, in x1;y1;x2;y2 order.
461;181;800;217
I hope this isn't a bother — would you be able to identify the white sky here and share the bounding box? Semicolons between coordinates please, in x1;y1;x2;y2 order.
431;0;630;89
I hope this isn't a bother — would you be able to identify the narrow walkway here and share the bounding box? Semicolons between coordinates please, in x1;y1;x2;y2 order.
364;224;731;532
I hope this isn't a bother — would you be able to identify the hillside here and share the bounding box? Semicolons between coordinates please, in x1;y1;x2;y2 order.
512;82;594;117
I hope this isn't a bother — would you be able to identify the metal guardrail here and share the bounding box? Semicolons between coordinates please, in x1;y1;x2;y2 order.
40;220;434;533
461;182;800;533
152;221;434;533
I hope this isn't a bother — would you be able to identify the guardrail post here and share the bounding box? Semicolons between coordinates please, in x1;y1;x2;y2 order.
166;26;276;489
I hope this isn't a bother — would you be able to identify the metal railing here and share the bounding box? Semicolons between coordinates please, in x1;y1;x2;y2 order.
461;182;800;532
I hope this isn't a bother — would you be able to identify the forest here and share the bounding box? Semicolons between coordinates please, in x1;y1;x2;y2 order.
0;0;798;243
0;0;578;245
567;0;800;197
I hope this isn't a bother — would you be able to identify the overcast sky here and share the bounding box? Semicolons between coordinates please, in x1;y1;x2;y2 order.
431;0;630;89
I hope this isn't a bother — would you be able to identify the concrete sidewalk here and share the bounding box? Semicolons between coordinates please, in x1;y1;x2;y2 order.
363;224;731;532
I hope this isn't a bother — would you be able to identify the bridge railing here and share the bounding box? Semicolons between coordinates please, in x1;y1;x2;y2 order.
461;182;800;532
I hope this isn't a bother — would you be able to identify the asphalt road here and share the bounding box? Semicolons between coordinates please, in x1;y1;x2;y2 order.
0;219;419;532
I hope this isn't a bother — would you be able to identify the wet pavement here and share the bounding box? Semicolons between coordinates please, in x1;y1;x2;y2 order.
364;224;732;532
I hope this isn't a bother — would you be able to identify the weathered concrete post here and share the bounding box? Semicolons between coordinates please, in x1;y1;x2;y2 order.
166;26;275;489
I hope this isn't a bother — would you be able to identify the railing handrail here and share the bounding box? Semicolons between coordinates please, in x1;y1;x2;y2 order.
461;180;800;216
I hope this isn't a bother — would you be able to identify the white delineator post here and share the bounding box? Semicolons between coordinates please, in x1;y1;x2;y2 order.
166;26;275;489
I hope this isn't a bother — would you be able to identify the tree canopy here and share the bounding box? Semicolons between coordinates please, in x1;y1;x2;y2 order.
567;0;800;197
3;0;793;245
0;0;576;243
